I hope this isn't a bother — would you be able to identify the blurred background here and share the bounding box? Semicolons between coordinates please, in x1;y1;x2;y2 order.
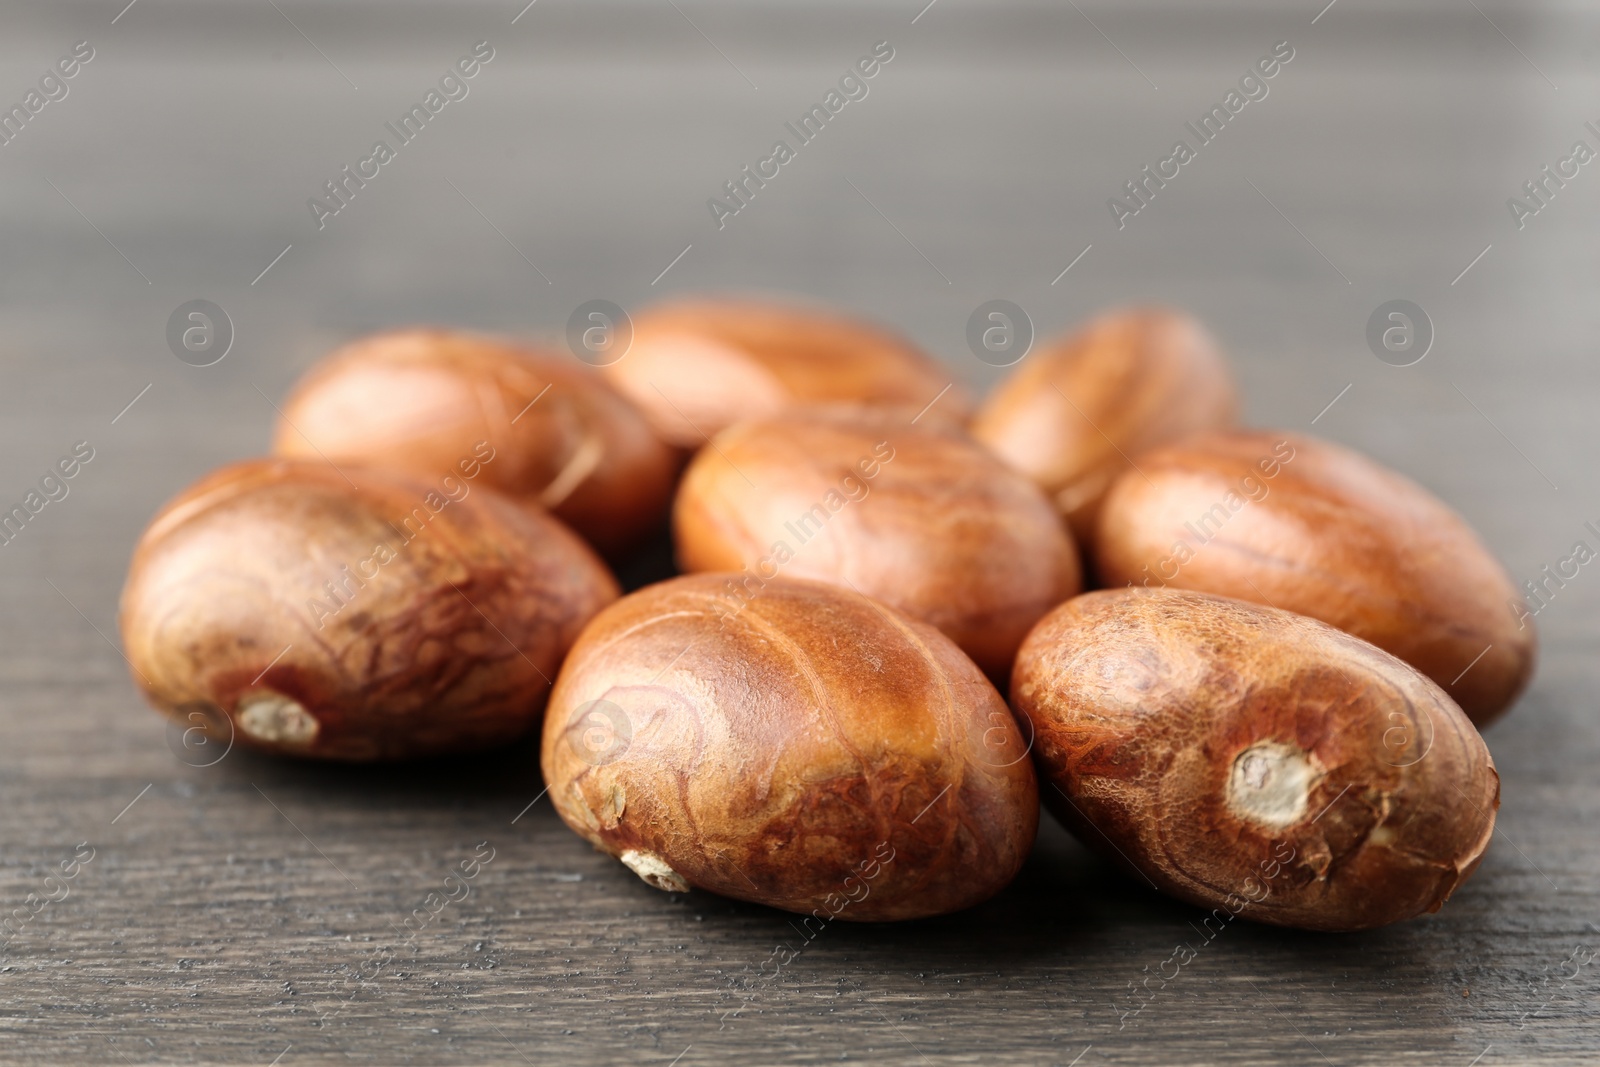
0;1;1595;1064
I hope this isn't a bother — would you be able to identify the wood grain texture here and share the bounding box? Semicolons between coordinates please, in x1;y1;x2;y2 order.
0;1;1596;1064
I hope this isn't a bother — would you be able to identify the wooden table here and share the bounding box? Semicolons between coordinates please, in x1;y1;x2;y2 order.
1;1;1594;1063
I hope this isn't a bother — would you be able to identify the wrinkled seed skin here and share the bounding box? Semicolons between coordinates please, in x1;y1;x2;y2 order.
120;459;619;760
1093;429;1535;726
272;328;680;557
971;307;1236;540
1012;588;1499;932
602;299;971;448
541;575;1039;921
673;407;1081;680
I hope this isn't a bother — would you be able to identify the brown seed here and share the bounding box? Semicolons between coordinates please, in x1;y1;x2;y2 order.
1012;587;1500;932
271;327;680;557
672;406;1081;680
540;574;1039;921
601;298;970;448
970;307;1236;539
120;459;618;760
1093;429;1535;726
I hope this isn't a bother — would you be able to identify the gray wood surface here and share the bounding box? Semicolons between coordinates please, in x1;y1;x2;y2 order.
1;1;1596;1063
